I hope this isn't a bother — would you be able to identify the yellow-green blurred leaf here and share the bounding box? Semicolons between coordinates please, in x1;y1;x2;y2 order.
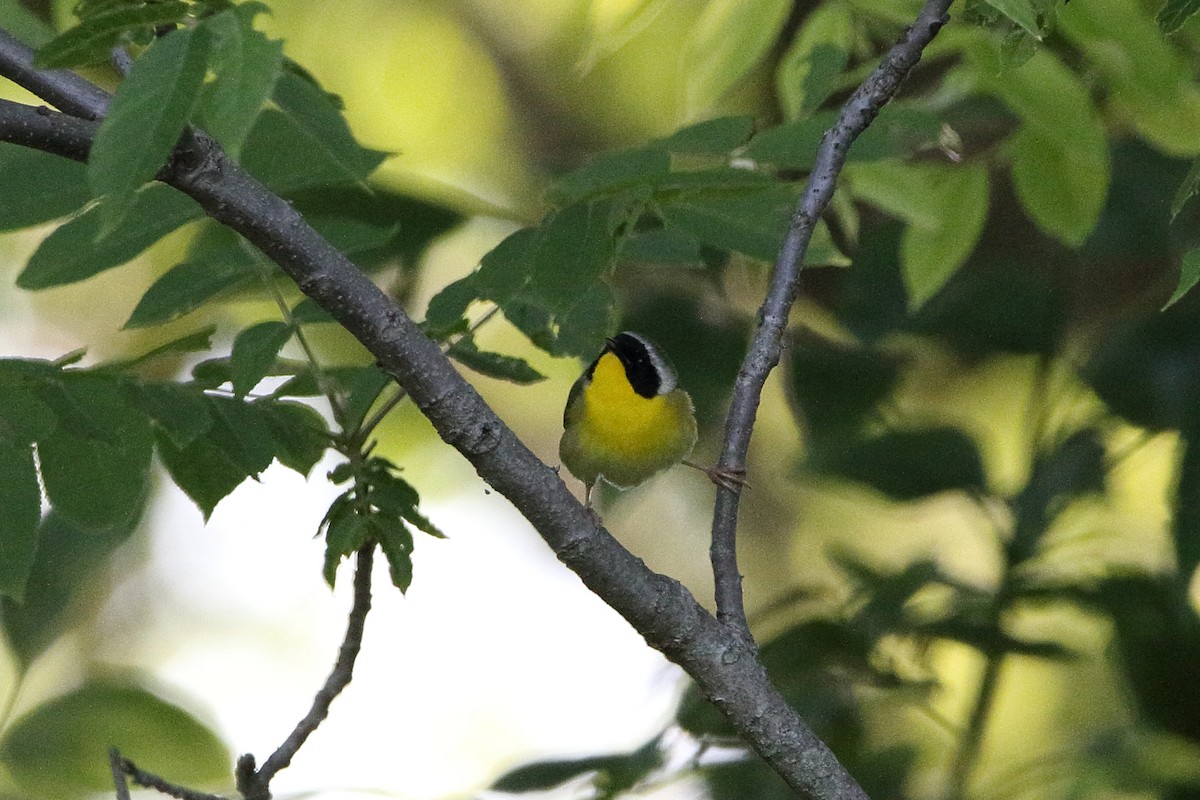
776;4;853;120
0;682;230;798
682;0;792;117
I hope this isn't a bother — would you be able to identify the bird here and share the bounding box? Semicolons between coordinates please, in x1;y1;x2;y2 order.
559;331;699;507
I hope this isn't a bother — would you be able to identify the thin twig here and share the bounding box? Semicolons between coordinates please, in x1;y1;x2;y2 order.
239;543;376;800
122;756;226;800
109;748;131;800
707;0;954;641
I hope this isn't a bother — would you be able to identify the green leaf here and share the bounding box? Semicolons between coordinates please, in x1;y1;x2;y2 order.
1165;249;1200;310
448;335;546;384
374;515;414;593
88;25;211;213
156;427;247;520
787;330;903;443
775;5;853;120
341;365;394;433
33;2;191;68
660;185;798;263
1059;0;1200;156
0;362;58;445
548;146;669;205
529;201;625;311
320;497;368;586
102;326;217;370
983;0;1042;37
682;0;792;117
370;470;443;539
577;0;670;72
19;183;203;290
123;251;257;328
230;321;293;396
659;115;756;154
966;47;1108;245
0;444;41;601
269;69;387;185
1157;0;1200;33
195;6;283;157
1171;158;1200;220
494;738;664;794
290;297;336;325
0;1;54;47
155;395;276;519
0;512;132;665
817;428;987;500
0;145;90;232
37;374;154;531
259;400;328;477
901;165;989;309
0;682;230;797
130;381;213;449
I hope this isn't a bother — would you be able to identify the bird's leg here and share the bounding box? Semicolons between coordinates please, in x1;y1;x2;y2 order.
684;459;748;492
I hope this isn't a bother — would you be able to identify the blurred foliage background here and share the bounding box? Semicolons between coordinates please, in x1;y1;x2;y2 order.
2;0;1200;799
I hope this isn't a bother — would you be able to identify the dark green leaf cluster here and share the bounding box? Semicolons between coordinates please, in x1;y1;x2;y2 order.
320;456;444;593
0;347;330;605
425;114;868;358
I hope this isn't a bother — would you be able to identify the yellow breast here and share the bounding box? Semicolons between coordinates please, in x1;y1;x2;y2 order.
560;352;697;488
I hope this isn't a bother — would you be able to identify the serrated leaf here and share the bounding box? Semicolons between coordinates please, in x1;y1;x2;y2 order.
19;184;202;290
374;515;414;593
448;336;545;384
130;381;212;449
321;497;368;586
660;185;797;263
195;6;283;157
682;0;792;117
270;69;386;186
1164;249;1200;310
529;201;625;311
88;25;211;210
0;444;41;601
0;145;90;232
206;395;276;477
370;471;443;539
423;275;478;338
230;321;293;396
0;682;230;797
1158;0;1200;33
984;0;1041;37
776;5;853;120
548;146;669;206
37;374;153;531
33;2;191;68
123;252;256;329
259;400;328;477
155;427;247;520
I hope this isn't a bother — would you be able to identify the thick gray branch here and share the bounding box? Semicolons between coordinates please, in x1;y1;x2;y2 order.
708;0;953;638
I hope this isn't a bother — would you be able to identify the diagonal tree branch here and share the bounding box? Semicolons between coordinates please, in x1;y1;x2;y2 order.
0;4;953;794
707;0;954;640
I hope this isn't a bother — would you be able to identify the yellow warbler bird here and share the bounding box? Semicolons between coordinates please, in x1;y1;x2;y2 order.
559;332;698;506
